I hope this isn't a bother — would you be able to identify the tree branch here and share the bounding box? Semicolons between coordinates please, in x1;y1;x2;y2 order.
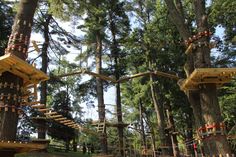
164;0;191;40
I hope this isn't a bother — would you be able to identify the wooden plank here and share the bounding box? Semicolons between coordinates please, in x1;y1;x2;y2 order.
118;71;179;83
49;115;62;119
31;104;45;109
153;71;179;80
64;122;75;125
68;124;76;127
38;108;50;112
60;120;71;123
185;43;193;54
84;71;116;82
22;101;41;106
44;112;57;115
55;117;67;121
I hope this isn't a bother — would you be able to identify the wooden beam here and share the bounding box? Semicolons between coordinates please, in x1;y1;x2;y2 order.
64;122;75;125
31;104;45;109
44;112;57;115
55;117;66;121
38;108;50;112
56;69;116;82
118;71;179;83
49;115;62;119
60;120;71;123
153;71;179;80
84;71;116;82
56;69;179;83
22;101;41;106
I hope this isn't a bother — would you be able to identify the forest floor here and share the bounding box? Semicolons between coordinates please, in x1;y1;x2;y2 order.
16;151;92;157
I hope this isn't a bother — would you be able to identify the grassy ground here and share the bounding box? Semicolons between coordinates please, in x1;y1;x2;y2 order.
16;151;92;157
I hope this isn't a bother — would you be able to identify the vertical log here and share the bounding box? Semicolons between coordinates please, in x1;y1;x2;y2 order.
0;0;38;156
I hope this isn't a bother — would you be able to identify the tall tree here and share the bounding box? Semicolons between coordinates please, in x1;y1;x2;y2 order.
82;1;108;153
107;0;130;155
0;0;38;156
164;0;232;154
39;11;52;140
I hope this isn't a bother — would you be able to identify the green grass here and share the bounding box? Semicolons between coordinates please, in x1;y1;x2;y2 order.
16;151;92;157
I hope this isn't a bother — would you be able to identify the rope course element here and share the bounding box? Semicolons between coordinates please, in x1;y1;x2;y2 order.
179;68;236;91
32;107;96;134
184;30;212;46
0;140;48;153
0;52;50;153
92;120;129;134
185;42;216;54
56;69;179;83
196;122;226;140
0;54;49;85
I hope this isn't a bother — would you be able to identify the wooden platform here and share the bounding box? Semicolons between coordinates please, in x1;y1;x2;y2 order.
0;54;49;85
0;140;48;153
180;68;236;91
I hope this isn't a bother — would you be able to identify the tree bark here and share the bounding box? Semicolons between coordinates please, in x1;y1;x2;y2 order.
139;100;146;149
192;0;231;154
184;109;194;156
65;138;70;152
165;104;180;157
0;1;38;156
95;29;108;154
109;12;125;156
149;75;173;156
38;13;52;140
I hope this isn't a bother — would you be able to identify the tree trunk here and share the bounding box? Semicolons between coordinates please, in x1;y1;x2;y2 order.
164;0;232;154
139;100;146;149
116;81;124;156
184;109;194;156
95;30;108;154
149;75;173;156
144;109;157;157
73;138;77;152
192;0;231;154
0;1;38;156
38;13;51;140
65;139;70;152
109;14;124;156
165;104;180;157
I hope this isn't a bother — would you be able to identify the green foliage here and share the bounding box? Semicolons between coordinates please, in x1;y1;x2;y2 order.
210;0;236;42
0;1;14;55
48;0;75;20
219;81;236;128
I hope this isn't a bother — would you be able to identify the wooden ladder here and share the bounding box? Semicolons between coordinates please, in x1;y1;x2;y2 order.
97;119;106;133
